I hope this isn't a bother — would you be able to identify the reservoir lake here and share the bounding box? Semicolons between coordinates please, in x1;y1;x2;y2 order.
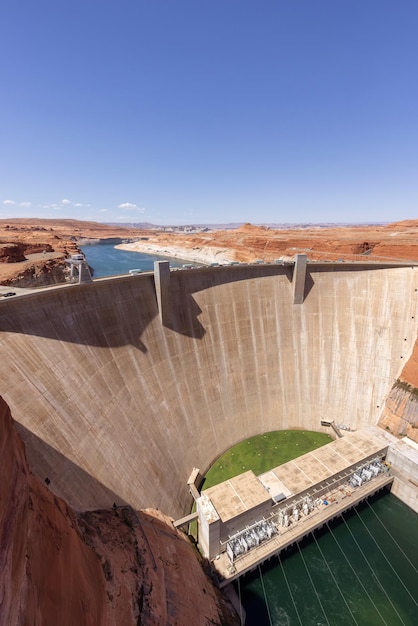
80;242;201;278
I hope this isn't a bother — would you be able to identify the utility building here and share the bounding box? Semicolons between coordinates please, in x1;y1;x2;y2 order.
196;430;392;586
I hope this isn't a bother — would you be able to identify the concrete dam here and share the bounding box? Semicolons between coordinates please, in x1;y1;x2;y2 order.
1;261;417;519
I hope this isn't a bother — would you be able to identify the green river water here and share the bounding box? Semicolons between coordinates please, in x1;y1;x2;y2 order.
239;492;418;625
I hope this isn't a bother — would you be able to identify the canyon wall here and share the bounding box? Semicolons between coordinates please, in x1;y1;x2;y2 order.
0;396;238;626
378;339;418;442
0;264;417;519
0;395;106;625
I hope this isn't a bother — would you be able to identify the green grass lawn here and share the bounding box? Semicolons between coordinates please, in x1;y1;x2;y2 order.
202;430;332;490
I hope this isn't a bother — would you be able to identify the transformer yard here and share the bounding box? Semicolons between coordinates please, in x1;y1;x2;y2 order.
196;431;393;587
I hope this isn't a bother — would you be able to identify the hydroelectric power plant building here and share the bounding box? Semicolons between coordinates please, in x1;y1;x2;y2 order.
1;256;418;589
196;430;393;586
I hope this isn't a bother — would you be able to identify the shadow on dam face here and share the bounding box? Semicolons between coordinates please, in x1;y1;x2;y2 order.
1;263;417;519
0;265;293;347
16;423;126;511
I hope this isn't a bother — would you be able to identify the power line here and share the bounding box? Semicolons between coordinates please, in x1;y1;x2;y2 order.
340;513;406;625
296;541;330;626
258;564;273;626
364;499;418;575
351;507;418;610
278;553;303;626
326;521;388;625
237;576;244;626
311;532;358;625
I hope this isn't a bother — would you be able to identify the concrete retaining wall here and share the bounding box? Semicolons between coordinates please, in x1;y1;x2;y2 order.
1;264;417;517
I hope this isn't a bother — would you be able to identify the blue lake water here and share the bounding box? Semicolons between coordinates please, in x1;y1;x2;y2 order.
80;242;201;278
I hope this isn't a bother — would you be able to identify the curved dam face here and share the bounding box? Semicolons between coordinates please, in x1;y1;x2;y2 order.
0;264;417;518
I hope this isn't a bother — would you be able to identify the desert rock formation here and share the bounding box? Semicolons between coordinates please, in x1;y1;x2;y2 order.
3;218;418;285
378;338;418;442
117;220;418;265
0;395;107;625
0;219;149;286
0;396;238;626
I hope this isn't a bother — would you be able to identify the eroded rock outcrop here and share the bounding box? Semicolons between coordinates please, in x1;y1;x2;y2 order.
379;340;418;443
0;243;28;263
0;397;238;626
1;258;70;287
0;242;56;264
0;396;107;625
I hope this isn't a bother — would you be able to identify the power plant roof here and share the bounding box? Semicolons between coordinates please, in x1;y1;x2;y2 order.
202;430;387;523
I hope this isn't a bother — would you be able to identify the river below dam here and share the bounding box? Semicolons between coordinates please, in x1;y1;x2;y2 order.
81;243;418;624
239;492;418;626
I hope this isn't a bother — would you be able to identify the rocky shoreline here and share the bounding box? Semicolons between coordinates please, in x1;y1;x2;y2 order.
115;240;235;265
4;217;418;285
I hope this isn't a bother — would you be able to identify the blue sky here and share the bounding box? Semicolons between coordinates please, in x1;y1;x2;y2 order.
1;1;417;225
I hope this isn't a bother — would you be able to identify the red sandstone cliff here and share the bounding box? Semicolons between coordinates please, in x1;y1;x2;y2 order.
379;340;418;443
0;397;238;626
0;219;150;286
0;396;107;625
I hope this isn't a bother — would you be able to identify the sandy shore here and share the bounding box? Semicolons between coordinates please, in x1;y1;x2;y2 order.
115;241;235;265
